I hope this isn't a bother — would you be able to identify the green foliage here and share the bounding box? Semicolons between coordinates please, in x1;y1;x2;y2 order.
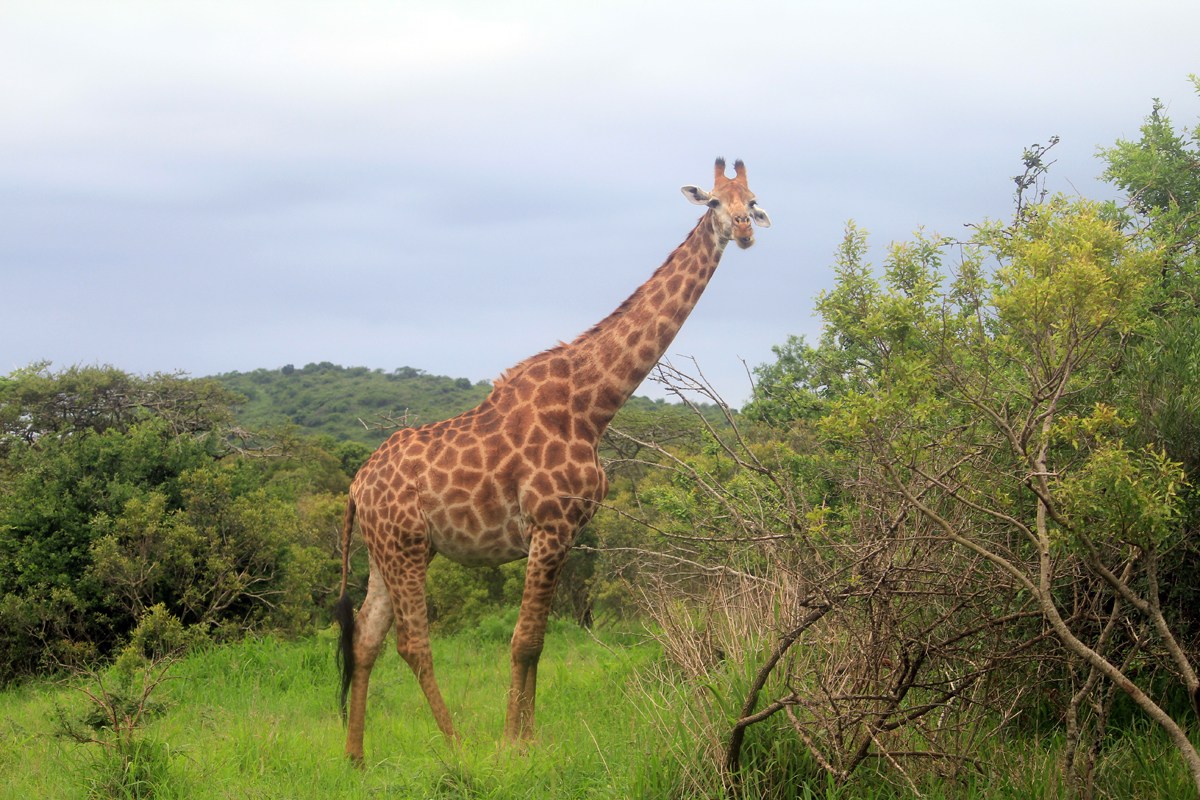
0;418;216;679
91;467;333;637
728;91;1200;790
250;437;354;499
987;197;1155;347
425;559;525;633
811;194;1188;571
808;197;1163;471
112;605;209;677
0;363;239;461
1100;81;1200;473
743;223;952;426
0;366;346;682
51;648;180;800
1100;80;1200;649
742;334;826;424
1;418;213;594
330;438;374;477
210;363;493;446
1101;76;1200;220
1058;430;1187;551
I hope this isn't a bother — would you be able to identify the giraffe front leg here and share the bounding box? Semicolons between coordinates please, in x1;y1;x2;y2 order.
345;562;394;764
506;536;568;741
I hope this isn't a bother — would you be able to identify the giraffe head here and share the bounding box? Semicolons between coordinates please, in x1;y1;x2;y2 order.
681;158;771;249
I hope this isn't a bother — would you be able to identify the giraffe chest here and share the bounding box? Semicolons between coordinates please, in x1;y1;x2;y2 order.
421;449;605;567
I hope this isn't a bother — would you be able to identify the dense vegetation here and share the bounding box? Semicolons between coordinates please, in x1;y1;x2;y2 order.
0;365;352;684
0;359;722;684
603;87;1194;789
2;80;1200;798
582;81;1200;796
210;363;493;446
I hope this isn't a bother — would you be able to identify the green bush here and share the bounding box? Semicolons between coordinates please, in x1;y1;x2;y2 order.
426;559;525;633
0;396;340;681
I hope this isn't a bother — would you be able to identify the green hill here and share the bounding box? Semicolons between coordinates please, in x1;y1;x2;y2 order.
209;362;730;447
209;362;492;446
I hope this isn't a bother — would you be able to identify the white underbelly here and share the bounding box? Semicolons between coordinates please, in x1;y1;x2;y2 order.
429;525;530;567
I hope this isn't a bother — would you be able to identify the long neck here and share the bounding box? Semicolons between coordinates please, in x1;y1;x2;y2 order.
480;210;728;444
568;209;727;428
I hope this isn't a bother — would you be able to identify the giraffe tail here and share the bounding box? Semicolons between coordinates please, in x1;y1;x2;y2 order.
335;491;357;721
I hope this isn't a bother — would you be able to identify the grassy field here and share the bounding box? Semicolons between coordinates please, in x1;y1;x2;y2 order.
2;620;1196;799
0;621;681;799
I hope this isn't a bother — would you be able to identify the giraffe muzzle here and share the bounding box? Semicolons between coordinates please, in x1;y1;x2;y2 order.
732;214;756;248
733;222;755;249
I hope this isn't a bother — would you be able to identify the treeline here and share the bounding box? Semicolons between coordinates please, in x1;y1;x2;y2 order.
209;361;727;446
210;363;493;445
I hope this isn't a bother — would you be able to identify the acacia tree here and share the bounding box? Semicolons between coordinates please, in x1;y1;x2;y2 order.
814;194;1199;791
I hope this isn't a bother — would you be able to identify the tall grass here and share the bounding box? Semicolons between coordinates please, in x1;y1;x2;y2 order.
1;619;659;799
1;619;1193;798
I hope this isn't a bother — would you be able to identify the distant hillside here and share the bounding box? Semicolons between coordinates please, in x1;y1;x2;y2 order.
209;362;730;446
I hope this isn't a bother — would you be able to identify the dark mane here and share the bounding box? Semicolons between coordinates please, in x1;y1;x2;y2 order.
489;341;570;394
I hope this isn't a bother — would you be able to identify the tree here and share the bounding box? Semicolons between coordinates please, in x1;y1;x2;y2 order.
0;363;238;460
591;364;1025;793
1101;77;1200;222
0;417;215;678
0;365;339;681
1100;76;1200;723
90;467;330;636
808;193;1200;791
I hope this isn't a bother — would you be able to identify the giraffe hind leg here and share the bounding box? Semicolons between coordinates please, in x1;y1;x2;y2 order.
389;548;458;741
344;559;394;763
335;591;356;719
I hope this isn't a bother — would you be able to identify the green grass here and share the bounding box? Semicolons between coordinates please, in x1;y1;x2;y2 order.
0;624;671;799
3;624;1196;799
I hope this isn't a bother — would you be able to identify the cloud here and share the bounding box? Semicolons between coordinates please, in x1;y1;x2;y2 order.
2;1;1199;402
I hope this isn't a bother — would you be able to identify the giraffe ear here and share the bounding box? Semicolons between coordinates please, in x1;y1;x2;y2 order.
751;206;771;228
681;186;712;206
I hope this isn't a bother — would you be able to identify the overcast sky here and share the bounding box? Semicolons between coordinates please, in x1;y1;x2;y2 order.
3;1;1198;406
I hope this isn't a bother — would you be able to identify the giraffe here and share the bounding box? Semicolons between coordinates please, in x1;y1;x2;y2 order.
334;158;770;762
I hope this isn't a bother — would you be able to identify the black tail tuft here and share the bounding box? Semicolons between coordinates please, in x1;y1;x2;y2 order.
335;591;355;721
